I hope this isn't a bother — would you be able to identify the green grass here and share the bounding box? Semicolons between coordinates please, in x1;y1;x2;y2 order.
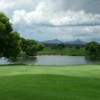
37;47;86;56
0;65;100;100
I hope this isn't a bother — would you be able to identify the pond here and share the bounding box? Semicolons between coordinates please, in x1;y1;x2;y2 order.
0;55;100;65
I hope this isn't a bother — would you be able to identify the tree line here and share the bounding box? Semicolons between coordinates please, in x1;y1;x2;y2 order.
85;42;100;59
44;43;85;50
43;42;100;59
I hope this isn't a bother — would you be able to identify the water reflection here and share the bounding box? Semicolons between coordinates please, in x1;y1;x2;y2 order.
36;56;86;66
15;56;37;65
85;57;100;64
0;57;11;65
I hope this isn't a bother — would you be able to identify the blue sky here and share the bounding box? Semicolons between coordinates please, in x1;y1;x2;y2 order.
0;0;100;42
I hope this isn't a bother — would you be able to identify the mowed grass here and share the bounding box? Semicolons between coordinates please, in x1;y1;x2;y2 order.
0;65;100;100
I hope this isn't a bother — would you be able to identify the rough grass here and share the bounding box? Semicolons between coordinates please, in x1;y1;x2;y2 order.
0;65;100;100
37;47;86;56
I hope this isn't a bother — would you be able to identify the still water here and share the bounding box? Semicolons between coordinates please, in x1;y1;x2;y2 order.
0;56;100;65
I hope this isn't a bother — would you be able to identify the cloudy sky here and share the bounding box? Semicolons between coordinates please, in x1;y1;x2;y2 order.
0;0;100;42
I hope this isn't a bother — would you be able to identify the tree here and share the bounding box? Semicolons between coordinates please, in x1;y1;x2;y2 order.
57;44;65;49
0;12;20;60
0;12;44;60
37;43;45;51
85;42;100;59
19;38;44;56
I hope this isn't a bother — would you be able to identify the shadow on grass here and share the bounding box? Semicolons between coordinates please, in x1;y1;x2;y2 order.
0;74;100;100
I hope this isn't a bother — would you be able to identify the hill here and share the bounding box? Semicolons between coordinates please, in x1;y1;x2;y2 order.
42;39;85;44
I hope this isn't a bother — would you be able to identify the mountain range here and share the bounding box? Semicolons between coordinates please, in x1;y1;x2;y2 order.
41;39;85;44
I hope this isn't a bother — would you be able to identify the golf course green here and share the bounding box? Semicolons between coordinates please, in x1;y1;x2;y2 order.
0;65;100;100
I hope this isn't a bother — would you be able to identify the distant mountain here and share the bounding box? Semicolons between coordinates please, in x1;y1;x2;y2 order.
41;39;85;44
65;39;85;44
42;39;63;44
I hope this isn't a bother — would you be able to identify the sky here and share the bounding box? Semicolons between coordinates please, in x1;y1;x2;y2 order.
0;0;100;42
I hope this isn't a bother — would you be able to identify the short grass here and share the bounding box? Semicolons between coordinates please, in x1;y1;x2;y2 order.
0;65;100;100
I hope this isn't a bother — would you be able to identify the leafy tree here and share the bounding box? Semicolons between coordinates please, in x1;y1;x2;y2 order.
5;32;21;59
75;45;81;49
57;44;65;49
37;43;45;51
0;12;20;60
19;38;44;56
85;42;100;59
0;12;44;60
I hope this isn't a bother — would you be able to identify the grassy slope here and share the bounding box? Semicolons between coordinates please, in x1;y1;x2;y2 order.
0;65;100;100
37;47;86;56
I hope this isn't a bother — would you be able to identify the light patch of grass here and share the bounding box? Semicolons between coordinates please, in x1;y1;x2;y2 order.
0;65;100;78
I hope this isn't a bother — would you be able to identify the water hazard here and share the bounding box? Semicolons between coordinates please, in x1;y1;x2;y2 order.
0;56;100;66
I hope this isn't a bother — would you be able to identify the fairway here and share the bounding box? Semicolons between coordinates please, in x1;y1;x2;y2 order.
0;65;100;100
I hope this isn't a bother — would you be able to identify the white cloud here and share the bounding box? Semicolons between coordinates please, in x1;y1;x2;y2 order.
0;0;35;13
50;11;100;26
0;0;15;11
1;0;99;42
84;26;100;34
11;1;100;27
